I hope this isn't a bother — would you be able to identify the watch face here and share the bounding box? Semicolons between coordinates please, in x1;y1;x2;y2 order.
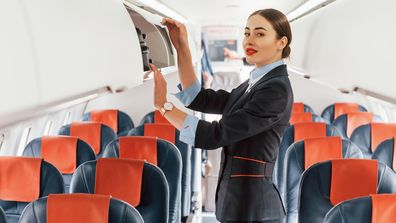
164;102;173;110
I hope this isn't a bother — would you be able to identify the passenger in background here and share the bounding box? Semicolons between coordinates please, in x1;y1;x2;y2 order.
152;8;293;222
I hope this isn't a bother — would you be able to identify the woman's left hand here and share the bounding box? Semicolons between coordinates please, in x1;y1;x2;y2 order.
151;63;168;110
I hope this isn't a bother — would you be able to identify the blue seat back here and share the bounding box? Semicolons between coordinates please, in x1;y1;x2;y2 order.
103;137;182;223
372;137;396;171
23;137;96;192
273;123;341;193
70;160;169;223
81;110;134;136
283;138;363;223
298;160;396;223
58;123;117;158
128;124;192;218
321;103;367;123
0;161;64;223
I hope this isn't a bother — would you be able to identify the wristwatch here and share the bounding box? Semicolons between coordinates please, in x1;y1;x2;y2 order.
160;102;174;116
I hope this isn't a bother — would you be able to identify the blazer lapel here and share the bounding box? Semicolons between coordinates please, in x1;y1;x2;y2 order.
226;65;288;114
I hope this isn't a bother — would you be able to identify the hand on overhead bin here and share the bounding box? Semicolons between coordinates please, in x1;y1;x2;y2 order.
151;64;168;110
162;17;189;51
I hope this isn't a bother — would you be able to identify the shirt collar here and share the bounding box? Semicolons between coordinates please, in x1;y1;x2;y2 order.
249;60;285;83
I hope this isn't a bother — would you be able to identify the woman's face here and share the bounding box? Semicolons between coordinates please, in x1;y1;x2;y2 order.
243;15;287;67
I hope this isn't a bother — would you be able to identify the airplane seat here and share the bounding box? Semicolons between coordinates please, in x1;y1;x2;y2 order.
0;157;64;223
0;208;5;223
81;109;134;136
350;123;396;159
70;159;169;223
292;102;315;114
324;194;396;223
273;122;341;195
332;112;381;139
103;136;182;223
139;110;170;126
18;194;144;223
372;137;396;171
283;137;363;223
321;102;367;123
128;123;192;219
299;159;396;223
58;122;117;158
23;136;96;192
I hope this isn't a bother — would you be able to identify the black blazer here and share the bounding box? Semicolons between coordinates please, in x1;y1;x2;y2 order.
187;64;293;221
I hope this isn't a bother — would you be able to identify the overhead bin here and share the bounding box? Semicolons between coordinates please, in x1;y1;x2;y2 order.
124;2;175;72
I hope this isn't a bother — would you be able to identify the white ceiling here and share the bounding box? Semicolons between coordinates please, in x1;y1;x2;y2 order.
160;0;304;26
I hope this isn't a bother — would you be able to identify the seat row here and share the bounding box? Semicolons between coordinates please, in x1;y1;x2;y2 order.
276;102;396;222
0;109;191;223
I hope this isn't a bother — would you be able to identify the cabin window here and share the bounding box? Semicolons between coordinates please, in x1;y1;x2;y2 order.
17;127;31;156
43;120;53;136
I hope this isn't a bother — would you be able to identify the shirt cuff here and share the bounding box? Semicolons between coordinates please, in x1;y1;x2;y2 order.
179;115;199;146
172;80;201;106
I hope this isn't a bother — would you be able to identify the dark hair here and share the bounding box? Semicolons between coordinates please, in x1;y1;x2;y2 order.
250;9;292;58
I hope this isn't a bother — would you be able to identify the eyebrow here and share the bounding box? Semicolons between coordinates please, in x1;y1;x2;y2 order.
245;27;268;31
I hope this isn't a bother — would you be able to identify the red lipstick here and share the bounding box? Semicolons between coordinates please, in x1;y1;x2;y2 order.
246;48;258;56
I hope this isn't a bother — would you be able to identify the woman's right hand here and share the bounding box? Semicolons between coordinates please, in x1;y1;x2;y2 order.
162;18;189;51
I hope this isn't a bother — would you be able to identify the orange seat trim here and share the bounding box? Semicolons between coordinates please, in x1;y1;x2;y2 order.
119;136;158;166
304;136;342;170
95;158;144;207
330;159;378;206
0;157;41;202
91;109;118;133
47;194;110;223
42;136;78;174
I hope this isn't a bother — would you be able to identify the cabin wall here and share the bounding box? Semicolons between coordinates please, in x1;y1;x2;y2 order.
290;0;396;101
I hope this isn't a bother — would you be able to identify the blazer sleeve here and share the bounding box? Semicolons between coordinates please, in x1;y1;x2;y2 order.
186;88;231;114
194;81;289;150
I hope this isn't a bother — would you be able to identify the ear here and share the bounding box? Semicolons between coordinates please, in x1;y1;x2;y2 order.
278;36;288;50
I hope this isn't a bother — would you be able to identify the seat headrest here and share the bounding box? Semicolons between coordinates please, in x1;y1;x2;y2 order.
154;110;171;124
334;103;360;120
90;109;119;133
118;136;158;165
304;137;342;170
372;194;396;222
70;122;102;155
330;159;378;205
346;112;374;138
95;158;144;207
144;123;176;144
294;122;327;142
0;157;42;202
371;123;396;152
41;136;78;174
47;194;110;223
290;112;312;125
292;102;305;113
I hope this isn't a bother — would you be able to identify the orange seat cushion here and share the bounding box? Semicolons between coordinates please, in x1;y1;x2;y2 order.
47;194;110;223
95;158;144;207
41;136;78;174
371;194;396;223
304;137;342;170
119;136;158;165
330;159;378;206
91;110;118;133
70;122;101;155
334;103;359;120
294;122;327;142
144;123;176;144
0;157;41;202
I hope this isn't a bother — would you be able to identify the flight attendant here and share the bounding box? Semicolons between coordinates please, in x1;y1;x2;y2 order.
151;8;293;222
